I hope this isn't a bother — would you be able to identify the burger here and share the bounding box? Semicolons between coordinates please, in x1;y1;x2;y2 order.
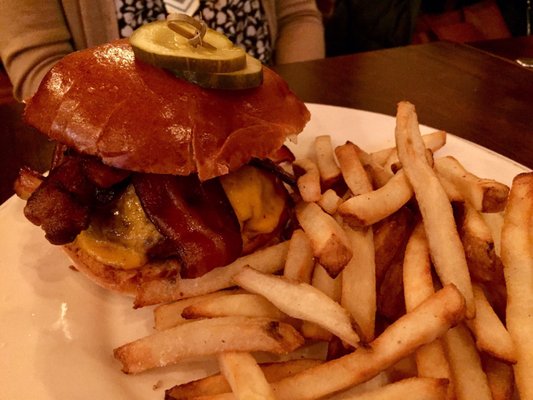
15;38;310;306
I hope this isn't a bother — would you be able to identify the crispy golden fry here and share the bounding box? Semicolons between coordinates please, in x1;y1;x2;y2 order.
350;144;393;188
434;156;510;213
165;359;323;399
314;135;342;188
134;241;289;306
317;189;343;215
500;172;533;400
181;293;292;322
481;354;515;400
443;323;492;400
296;202;352;277
455;202;505;285
218;352;276;400
402;222;452;382
338;169;413;227
395;101;474;318
371;130;447;167
271;284;466;400
233;267;360;348
330;377;449;400
153;289;243;330
335;141;374;196
294;158;322;202
284;229;315;283
114;316;304;374
466;284;516;364
342;225;376;342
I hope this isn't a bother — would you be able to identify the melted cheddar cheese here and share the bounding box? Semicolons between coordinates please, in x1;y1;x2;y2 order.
75;185;163;269
76;166;285;270
220;165;286;248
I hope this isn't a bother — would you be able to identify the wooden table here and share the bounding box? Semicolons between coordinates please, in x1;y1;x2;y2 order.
1;37;532;204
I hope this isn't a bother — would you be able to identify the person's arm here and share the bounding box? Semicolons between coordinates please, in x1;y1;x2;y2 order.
274;0;325;64
0;0;74;102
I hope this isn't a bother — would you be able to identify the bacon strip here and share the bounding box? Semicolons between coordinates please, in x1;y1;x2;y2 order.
22;152;130;245
24;157;93;244
133;173;242;278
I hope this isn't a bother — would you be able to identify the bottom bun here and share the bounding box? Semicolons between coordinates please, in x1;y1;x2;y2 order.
63;243;181;297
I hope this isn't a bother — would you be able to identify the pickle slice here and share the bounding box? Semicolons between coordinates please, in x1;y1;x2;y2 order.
130;20;246;73
174;55;263;90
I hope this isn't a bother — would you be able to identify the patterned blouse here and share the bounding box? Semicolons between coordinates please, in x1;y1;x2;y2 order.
114;0;273;64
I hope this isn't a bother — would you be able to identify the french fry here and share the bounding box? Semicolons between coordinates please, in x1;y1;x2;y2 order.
218;352;276;400
233;267;361;348
153;289;243;330
438;173;464;202
481;354;515;400
317;189;343;215
296;202;352;277
294;158;322;202
165;359;323;399
373;207;415;286
386;355;418;382
402;222;451;382
394;101;475;318
314;135;342;188
328;377;449;400
377;258;405;322
301;263;341;342
442;323;492;400
271;284;466;400
370;130;447;167
455;201;505;285
311;263;342;302
342;225;376;341
500;172;533;400
284;229;315;283
466;284;516;364
434;156;510;213
114;316;304;374
322;372;389;399
335;141;373;196
134;241;289;306
350;144;393;188
338;169;413;227
335;155;376;342
181;293;292;322
481;212;504;256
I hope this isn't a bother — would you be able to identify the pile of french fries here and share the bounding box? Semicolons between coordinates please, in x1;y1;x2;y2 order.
113;101;532;400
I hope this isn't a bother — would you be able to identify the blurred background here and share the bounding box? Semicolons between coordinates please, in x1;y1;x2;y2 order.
1;0;530;104
318;0;529;56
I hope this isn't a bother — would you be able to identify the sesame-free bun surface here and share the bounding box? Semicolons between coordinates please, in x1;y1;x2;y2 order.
24;40;310;181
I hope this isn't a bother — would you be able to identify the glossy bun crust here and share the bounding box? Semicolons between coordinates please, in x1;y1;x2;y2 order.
24;40;310;181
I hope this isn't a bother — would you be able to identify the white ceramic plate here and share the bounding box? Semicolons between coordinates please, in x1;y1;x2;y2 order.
0;104;528;399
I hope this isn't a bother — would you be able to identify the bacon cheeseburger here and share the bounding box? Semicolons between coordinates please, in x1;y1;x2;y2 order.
16;36;309;306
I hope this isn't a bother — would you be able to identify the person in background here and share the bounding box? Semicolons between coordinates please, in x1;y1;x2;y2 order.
318;0;421;57
0;0;325;102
